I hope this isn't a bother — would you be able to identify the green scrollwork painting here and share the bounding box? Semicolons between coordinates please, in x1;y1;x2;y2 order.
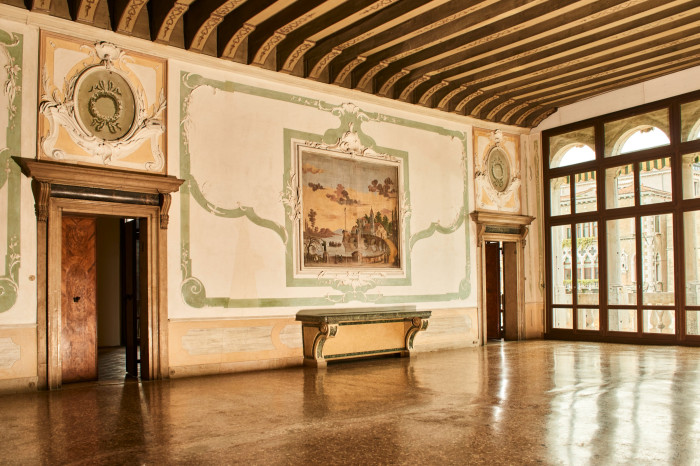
0;28;22;312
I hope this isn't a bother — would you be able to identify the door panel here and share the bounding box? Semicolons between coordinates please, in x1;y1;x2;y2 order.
503;242;518;341
61;216;97;383
121;220;138;377
138;220;150;379
485;242;501;339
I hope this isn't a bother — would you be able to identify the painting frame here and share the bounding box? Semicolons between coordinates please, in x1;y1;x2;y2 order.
291;137;406;279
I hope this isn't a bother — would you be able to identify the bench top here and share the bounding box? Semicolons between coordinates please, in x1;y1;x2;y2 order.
296;305;431;324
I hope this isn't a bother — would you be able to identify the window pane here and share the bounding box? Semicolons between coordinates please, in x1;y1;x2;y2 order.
553;308;573;329
608;308;637;332
549;127;595;168
576;222;598;305
605;164;633;209
681;153;700;199
641;214;673;306
577;308;600;331
687;311;700;336
551;225;572;305
574;171;597;213
607;218;636;305
642;309;675;334
604;108;670;157
550;176;570;216
681;99;700;142
683;210;700;305
639;157;671;205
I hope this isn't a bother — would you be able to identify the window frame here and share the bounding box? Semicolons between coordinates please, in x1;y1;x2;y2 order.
543;89;700;346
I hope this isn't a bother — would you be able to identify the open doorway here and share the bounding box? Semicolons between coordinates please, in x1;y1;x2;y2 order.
61;216;144;384
484;241;519;341
21;157;182;390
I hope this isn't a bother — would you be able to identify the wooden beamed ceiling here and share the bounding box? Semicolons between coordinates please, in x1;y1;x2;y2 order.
10;0;700;127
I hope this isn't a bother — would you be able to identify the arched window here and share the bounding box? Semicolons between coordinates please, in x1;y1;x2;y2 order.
620;127;670;154
558;144;595;167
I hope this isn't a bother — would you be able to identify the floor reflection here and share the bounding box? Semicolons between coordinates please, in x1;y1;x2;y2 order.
0;341;699;464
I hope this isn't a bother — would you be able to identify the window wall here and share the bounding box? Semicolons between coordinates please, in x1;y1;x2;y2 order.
544;90;700;344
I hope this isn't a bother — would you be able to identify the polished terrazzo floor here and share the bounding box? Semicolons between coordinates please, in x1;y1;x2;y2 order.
1;340;699;465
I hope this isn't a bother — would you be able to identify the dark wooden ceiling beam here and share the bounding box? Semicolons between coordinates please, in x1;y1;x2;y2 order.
29;0;52;12
245;0;328;69
73;0;101;23
481;37;700;119
112;0;149;34
516;56;700;126
184;0;249;52
370;0;622;99
303;0;429;81
149;0;183;43
66;0;79;19
401;0;642;104
455;15;700;116
216;0;278;60
328;0;497;86
427;1;699;112
487;41;700;124
274;0;379;74
509;55;700;126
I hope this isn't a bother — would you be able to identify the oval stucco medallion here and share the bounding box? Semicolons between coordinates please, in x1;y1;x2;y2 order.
487;147;510;192
76;68;136;141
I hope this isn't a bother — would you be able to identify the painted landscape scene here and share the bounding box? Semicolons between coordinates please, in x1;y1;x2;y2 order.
300;150;401;269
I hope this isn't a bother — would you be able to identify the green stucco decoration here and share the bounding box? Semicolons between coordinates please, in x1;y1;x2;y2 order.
179;71;470;309
0;29;22;312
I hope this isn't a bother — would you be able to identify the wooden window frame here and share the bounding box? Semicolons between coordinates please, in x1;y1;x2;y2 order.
543;89;700;346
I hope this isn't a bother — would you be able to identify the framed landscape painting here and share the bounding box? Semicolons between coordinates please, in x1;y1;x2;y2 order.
295;143;403;273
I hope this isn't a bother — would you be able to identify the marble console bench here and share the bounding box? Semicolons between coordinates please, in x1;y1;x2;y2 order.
296;306;431;367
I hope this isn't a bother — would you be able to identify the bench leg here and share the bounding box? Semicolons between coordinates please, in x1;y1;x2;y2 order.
404;317;429;354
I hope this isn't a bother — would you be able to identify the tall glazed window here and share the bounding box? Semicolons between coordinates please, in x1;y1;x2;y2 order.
544;90;700;344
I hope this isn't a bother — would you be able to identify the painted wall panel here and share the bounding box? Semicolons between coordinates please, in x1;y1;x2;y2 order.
0;19;38;326
171;60;477;324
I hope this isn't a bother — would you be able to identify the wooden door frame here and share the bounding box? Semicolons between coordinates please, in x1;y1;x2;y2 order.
471;211;533;346
19;159;183;389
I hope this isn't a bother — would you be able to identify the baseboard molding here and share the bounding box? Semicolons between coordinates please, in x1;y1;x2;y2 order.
0;376;38;395
168;356;303;378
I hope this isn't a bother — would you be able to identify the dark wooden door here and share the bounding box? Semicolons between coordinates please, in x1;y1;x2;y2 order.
61;216;98;383
121;219;139;377
137;219;149;379
485;242;501;339
503;242;518;341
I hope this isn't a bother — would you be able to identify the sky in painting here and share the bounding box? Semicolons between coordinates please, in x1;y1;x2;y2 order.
301;150;399;232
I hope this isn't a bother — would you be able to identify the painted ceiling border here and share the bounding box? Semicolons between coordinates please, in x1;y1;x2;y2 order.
179;71;471;309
